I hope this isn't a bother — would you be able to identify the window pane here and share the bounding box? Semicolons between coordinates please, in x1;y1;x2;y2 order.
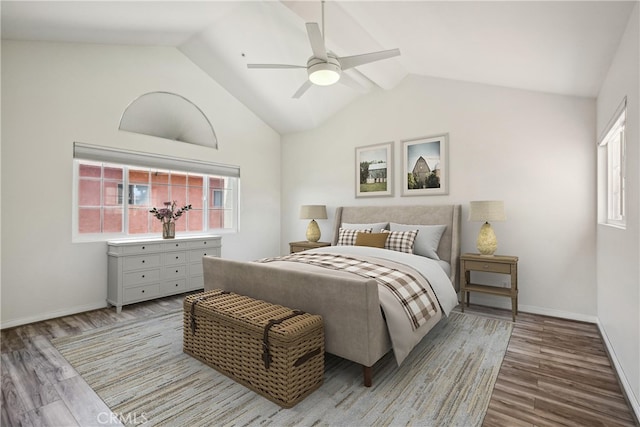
128;207;150;234
188;186;203;209
151;185;170;207
103;181;121;206
79;179;101;206
151;171;169;185
187;210;203;232
104;166;123;180
171;186;188;206
79;208;101;233
171;173;187;185
79;164;101;178
103;208;123;233
129;169;149;184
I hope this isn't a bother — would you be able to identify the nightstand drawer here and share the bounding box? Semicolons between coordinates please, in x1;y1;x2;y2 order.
465;260;512;274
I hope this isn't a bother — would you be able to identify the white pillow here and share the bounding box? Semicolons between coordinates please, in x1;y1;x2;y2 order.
389;223;447;260
342;222;389;232
337;228;372;246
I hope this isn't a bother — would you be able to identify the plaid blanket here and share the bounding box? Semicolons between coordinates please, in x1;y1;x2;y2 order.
258;252;438;330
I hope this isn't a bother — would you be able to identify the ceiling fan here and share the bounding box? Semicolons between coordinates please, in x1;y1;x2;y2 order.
247;1;401;99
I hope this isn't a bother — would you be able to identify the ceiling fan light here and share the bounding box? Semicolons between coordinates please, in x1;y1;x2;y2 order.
308;62;341;86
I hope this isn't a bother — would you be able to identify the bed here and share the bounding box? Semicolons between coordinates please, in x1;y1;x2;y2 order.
202;204;461;386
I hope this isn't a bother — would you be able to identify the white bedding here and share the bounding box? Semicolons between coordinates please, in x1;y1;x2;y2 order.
303;245;459;365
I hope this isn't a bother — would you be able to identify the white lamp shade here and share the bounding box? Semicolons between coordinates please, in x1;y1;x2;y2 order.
468;201;506;222
300;205;328;220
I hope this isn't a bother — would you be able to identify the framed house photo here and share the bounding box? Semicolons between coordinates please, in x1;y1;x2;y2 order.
402;134;449;196
355;142;393;198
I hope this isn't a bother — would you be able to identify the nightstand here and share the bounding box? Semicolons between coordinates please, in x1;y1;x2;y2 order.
459;253;519;321
289;241;331;254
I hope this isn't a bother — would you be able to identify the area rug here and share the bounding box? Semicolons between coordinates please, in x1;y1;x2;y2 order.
52;310;512;426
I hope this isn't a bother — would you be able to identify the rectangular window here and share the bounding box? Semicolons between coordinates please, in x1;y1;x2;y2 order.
73;143;239;241
598;98;626;228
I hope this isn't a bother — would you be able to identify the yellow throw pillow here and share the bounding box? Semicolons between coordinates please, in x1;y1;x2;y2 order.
355;232;389;248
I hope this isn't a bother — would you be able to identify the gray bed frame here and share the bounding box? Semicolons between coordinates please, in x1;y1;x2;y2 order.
202;204;461;386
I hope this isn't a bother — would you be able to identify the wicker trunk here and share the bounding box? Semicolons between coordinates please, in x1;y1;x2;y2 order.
183;290;324;408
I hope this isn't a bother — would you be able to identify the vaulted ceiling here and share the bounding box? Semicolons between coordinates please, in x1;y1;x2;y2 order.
1;1;635;134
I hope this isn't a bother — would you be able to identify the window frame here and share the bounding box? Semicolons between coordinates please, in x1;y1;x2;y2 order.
598;98;627;229
72;143;239;242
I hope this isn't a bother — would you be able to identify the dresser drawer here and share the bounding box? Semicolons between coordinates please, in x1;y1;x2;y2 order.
161;279;187;294
465;260;512;274
123;269;161;286
122;243;161;255
123;254;161;271
187;239;221;249
189;248;221;261
124;284;160;303
164;265;187;279
162;241;189;251
164;251;188;266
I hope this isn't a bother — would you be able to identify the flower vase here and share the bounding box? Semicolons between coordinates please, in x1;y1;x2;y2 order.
163;222;175;239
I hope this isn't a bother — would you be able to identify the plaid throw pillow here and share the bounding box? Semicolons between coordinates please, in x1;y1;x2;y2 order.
337;228;372;246
382;229;419;253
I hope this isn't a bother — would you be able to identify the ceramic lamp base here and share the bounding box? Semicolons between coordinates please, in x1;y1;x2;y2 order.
476;222;497;256
306;219;321;242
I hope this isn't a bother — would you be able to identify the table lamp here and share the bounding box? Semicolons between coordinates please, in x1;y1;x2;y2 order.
468;201;506;256
299;205;327;242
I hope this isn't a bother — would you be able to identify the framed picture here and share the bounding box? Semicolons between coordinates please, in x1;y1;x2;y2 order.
402;134;449;196
355;141;393;198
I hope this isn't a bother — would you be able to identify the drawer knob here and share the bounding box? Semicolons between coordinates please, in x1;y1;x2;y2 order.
483;264;489;269
142;246;145;250
141;290;145;293
204;253;207;256
176;256;179;260
175;283;179;287
142;260;145;263
175;243;179;247
204;242;207;245
176;270;179;273
142;275;145;278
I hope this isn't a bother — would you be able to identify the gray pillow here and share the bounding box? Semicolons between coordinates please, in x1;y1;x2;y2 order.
389;223;446;260
342;222;389;232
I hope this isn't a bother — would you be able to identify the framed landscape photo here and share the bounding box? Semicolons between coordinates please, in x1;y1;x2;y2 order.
402;134;448;196
355;142;393;198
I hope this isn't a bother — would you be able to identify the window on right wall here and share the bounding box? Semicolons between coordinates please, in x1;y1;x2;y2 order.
598;98;627;228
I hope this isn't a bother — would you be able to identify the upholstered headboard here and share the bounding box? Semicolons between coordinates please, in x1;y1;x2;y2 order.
331;205;461;290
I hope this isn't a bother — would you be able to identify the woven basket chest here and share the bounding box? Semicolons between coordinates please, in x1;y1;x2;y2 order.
183;290;324;408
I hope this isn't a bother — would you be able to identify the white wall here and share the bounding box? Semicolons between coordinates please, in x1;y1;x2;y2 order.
596;3;640;415
282;74;597;321
1;40;281;327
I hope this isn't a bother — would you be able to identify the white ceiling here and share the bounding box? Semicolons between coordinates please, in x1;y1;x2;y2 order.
1;1;635;134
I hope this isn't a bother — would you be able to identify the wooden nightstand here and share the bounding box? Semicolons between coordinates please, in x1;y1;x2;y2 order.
289;241;331;254
460;253;519;321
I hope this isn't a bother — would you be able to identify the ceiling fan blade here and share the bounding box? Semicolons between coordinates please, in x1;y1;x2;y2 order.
293;80;313;99
338;48;401;70
247;64;306;69
338;72;366;93
306;23;328;61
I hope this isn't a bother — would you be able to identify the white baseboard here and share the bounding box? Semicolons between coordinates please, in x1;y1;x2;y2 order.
464;293;598;323
1;301;108;329
597;320;640;423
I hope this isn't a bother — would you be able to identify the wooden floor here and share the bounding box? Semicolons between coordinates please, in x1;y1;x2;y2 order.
1;295;638;427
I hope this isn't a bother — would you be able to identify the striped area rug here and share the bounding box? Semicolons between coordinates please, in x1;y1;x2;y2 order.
52;310;512;426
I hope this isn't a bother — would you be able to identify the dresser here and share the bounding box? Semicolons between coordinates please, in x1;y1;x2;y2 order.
107;235;221;313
